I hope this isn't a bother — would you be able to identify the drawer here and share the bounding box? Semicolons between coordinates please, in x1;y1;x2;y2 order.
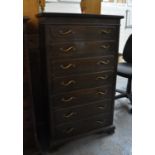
51;85;113;108
52;70;114;93
47;41;116;59
46;25;117;42
53;100;112;125
54;114;113;139
50;56;114;77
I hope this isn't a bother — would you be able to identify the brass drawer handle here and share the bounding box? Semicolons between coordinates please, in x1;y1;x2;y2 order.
64;127;75;134
64;112;77;118
61;97;76;102
96;75;108;80
96;91;107;96
59;29;72;35
96;120;105;125
61;80;76;86
60;64;75;70
100;29;112;34
60;46;75;53
97;106;105;110
97;60;110;65
100;45;110;49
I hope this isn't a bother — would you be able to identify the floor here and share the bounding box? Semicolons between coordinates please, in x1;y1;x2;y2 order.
40;76;132;155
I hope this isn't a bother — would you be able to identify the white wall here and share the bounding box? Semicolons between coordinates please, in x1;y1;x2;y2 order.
45;0;81;13
45;0;132;53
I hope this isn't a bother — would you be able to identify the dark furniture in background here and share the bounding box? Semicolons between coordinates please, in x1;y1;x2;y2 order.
38;13;123;149
23;17;39;154
115;35;132;113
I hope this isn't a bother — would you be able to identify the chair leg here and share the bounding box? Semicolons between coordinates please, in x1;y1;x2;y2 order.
115;77;132;114
127;78;132;94
129;108;132;114
126;78;132;113
127;78;132;105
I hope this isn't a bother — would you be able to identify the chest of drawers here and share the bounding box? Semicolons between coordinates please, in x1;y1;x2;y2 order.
38;13;123;148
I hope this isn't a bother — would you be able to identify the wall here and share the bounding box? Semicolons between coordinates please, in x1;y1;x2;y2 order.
45;0;81;13
45;0;132;53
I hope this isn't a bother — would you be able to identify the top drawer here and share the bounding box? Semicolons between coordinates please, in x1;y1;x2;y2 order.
45;25;117;42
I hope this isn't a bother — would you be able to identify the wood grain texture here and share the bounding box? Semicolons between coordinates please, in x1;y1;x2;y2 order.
23;0;39;32
80;0;102;14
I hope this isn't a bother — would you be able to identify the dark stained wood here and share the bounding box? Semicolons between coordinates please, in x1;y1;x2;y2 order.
52;70;114;93
38;13;123;150
51;85;113;108
47;40;116;59
45;25;118;42
53;99;112;124
55;113;113;139
23;17;38;151
50;56;115;77
37;12;123;19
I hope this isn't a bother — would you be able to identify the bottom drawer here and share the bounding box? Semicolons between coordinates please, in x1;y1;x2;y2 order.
54;114;113;139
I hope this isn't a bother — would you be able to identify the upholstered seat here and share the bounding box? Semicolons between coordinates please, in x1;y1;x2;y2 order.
117;63;132;78
115;34;132;113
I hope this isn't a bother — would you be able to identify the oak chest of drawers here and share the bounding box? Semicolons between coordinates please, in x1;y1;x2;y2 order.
38;13;123;148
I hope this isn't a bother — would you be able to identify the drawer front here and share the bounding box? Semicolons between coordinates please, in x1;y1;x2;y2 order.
51;85;113;108
50;56;114;77
52;71;114;93
47;41;116;59
46;25;117;42
53;100;112;125
55;114;113;139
